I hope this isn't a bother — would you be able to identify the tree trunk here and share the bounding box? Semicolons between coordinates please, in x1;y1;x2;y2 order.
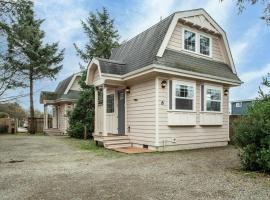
29;71;35;134
84;125;87;140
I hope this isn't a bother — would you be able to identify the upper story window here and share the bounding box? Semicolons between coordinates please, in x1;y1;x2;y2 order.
183;29;212;57
235;102;242;108
184;30;196;52
200;35;210;56
171;80;196;111
205;86;222;112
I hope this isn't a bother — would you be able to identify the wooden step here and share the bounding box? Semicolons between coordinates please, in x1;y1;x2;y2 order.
103;139;130;145
105;143;132;149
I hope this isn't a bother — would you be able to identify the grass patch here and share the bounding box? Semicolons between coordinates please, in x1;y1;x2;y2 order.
64;137;125;158
14;132;46;136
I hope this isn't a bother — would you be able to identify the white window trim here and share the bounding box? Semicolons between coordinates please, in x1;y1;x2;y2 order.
172;80;196;112
235;102;242;108
203;84;223;113
182;28;212;58
106;93;115;114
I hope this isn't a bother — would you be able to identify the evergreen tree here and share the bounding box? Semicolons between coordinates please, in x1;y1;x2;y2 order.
74;7;119;65
3;0;64;134
69;7;119;139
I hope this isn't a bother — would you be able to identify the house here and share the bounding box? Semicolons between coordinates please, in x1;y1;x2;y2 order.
86;9;241;151
231;99;254;115
40;73;82;135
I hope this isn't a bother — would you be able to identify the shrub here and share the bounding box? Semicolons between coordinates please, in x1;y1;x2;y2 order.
233;99;270;172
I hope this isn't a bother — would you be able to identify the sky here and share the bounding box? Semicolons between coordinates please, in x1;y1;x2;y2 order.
4;0;270;111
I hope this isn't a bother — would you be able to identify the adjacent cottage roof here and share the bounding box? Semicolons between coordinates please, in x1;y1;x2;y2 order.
40;73;81;104
88;8;241;84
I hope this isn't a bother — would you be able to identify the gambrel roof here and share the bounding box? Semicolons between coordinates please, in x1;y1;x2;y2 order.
40;73;81;104
87;8;241;85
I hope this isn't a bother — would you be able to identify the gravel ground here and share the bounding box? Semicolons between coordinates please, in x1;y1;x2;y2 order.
0;134;269;200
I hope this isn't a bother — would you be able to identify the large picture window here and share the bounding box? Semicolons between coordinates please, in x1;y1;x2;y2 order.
205;86;222;112
106;94;114;113
184;30;196;52
172;81;195;111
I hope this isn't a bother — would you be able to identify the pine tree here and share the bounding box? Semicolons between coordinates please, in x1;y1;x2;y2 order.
4;0;64;134
69;7;119;139
74;7;119;66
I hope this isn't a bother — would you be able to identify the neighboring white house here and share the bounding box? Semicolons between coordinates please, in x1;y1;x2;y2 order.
86;9;241;151
40;73;82;135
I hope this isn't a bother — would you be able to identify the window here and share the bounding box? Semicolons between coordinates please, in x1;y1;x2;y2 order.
184;30;196;52
172;81;195;111
200;35;210;56
205;86;222;112
106;94;114;113
98;89;103;105
183;29;212;57
235;102;242;108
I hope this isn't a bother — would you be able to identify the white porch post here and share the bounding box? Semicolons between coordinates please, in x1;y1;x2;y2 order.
103;85;107;136
44;105;48;130
94;87;98;135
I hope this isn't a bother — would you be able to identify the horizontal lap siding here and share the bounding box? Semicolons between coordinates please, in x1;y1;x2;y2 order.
93;69;100;82
127;79;156;145
167;22;225;63
158;78;229;146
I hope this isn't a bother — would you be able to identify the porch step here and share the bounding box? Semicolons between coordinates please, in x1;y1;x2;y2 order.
105;143;132;149
94;134;132;149
44;129;64;136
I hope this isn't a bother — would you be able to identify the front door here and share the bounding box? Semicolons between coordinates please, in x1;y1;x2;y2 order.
118;89;125;135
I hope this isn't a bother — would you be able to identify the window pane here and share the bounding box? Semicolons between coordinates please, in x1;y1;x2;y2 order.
106;94;114;113
206;89;221;101
175;84;194;98
206;101;221;111
184;30;196;52
175;98;193;110
98;89;103;105
200;35;210;56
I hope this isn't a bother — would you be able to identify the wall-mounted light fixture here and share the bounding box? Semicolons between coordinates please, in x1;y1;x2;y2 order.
224;89;229;96
126;87;130;94
161;80;167;88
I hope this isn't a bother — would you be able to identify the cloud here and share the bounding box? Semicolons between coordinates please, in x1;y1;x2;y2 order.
240;63;270;83
231;23;262;67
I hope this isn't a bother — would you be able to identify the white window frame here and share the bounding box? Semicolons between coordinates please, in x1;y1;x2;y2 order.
172;80;196;112
182;28;212;58
235;102;242;108
204;85;223;113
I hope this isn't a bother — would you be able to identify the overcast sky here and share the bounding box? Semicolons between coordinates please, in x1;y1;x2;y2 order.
5;0;270;111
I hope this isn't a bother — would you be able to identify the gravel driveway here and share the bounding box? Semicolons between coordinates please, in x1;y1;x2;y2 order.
0;134;269;200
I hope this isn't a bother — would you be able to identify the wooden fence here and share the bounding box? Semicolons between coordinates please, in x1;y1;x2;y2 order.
229;115;241;140
27;118;52;133
0;118;17;134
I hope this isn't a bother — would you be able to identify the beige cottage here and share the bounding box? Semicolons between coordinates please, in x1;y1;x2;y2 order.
40;73;82;135
86;9;241;151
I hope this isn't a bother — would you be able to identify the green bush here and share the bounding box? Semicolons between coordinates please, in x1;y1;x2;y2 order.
233;99;270;172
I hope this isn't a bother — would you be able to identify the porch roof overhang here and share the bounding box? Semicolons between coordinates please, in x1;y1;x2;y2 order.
94;63;242;87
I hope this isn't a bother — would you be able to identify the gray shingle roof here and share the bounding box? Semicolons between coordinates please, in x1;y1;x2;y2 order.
109;13;175;74
94;10;240;83
155;49;240;81
40;74;81;103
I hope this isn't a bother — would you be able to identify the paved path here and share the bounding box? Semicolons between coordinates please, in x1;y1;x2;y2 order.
0;134;269;200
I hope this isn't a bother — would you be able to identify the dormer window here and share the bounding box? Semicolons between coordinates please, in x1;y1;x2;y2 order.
200;35;210;56
184;30;196;52
182;28;212;57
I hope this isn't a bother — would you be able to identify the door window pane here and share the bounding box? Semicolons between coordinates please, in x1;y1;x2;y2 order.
107;94;114;113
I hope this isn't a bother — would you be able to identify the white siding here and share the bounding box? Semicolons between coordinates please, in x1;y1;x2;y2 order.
157;77;229;148
93;69;100;83
70;76;81;91
127;79;156;146
167;22;225;63
106;89;118;134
